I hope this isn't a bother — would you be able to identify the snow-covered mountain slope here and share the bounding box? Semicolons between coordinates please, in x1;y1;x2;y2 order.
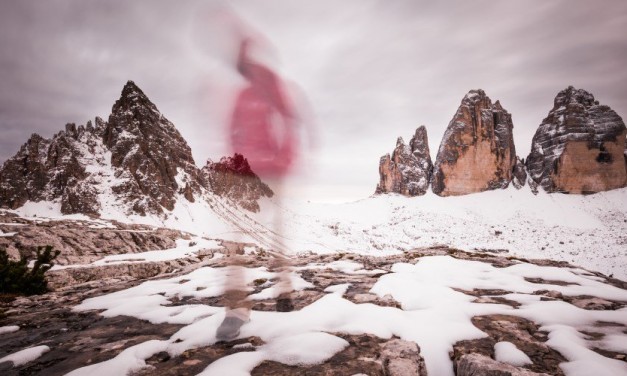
0;81;272;220
10;185;627;281
251;186;627;280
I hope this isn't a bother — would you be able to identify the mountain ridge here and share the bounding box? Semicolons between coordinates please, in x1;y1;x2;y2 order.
0;80;272;217
377;86;627;197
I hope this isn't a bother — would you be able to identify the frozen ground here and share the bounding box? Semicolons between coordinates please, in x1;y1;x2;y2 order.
45;255;626;376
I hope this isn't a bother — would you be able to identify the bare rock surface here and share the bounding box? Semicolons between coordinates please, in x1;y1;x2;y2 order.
0;213;188;265
380;339;427;376
456;353;549;376
526;86;627;193
432;90;517;196
452;315;565;375
376;126;433;196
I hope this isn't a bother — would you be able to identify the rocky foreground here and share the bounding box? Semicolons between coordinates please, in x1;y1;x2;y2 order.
1;228;626;376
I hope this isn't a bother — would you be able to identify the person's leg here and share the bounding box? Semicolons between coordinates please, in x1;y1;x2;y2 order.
268;179;294;312
217;253;252;340
217;196;253;340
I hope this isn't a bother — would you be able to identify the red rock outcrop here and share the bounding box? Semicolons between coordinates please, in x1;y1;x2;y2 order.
376;126;433;196
526;86;627;193
201;154;273;213
432;90;517;196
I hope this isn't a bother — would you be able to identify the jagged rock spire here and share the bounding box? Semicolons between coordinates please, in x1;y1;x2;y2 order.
376;125;432;196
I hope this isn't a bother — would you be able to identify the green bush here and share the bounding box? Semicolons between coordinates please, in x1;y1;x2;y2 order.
0;245;60;296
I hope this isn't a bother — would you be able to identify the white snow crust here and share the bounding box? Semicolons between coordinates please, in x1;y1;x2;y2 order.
494;341;533;366
0;325;20;334
0;345;50;367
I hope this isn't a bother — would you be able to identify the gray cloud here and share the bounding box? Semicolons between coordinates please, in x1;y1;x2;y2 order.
1;0;626;201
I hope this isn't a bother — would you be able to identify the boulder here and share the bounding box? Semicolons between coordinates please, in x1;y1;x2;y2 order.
432;90;517;196
526;86;627;193
380;339;427;376
456;353;548;376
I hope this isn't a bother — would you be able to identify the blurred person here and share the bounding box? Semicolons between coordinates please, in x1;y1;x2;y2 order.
216;35;312;341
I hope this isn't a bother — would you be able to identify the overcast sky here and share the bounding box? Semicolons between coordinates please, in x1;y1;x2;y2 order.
1;0;626;202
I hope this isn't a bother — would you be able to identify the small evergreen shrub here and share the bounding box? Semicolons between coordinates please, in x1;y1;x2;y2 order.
0;245;60;296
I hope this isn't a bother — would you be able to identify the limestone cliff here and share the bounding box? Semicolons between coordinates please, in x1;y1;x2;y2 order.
526;86;626;193
432;90;517;196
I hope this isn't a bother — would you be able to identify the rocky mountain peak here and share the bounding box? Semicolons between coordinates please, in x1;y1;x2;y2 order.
432;89;517;196
527;86;626;193
461;89;489;106
409;126;431;160
376;126;433;196
101;81;202;214
112;80;159;115
208;153;256;177
554;85;596;108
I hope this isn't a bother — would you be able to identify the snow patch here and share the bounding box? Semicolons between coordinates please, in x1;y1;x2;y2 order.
0;345;50;367
494;341;532;366
0;325;20;334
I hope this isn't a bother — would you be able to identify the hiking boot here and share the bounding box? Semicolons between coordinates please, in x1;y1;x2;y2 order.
216;316;246;341
276;294;294;312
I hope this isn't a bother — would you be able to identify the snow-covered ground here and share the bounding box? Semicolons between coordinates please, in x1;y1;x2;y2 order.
0;345;50;368
64;255;627;376
9;186;627;280
259;187;627;280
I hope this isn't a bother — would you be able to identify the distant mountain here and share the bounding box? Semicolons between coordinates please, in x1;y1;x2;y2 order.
0;81;272;216
527;86;627;193
376;87;626;197
375;126;432;197
432;89;518;196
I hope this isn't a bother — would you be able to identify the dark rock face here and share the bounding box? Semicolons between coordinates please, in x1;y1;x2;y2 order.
375;126;432;196
0;134;51;209
432;90;517;196
103;81;202;214
201;154;273;213
526;86;627;193
0;81;267;216
0;127;103;215
512;157;527;189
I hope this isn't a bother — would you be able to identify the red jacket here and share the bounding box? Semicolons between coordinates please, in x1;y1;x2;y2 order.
230;41;296;178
